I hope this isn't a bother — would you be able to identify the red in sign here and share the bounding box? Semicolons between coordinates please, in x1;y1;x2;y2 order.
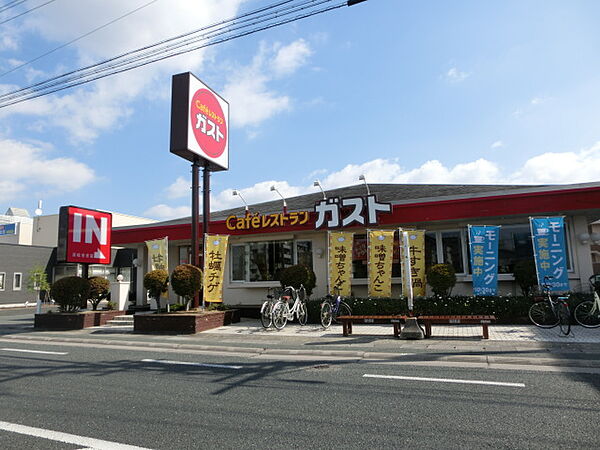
66;207;112;264
189;89;227;158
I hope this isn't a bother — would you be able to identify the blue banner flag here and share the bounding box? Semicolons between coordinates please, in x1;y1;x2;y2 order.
529;217;569;292
468;225;500;296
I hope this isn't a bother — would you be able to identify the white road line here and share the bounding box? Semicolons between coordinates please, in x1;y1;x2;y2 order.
363;374;525;387
141;359;242;369
1;348;68;355
0;420;151;450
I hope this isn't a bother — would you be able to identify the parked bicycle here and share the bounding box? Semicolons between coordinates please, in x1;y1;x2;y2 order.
260;287;279;329
528;276;571;335
271;285;308;330
573;275;600;328
320;287;352;329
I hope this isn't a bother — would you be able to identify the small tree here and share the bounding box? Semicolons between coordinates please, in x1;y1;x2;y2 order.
513;259;538;298
88;276;110;311
279;264;317;296
144;269;169;312
170;264;202;310
427;263;456;297
27;265;51;302
50;276;91;313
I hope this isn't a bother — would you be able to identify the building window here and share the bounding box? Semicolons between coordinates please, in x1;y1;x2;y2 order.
0;272;5;291
13;272;22;291
231;240;313;282
352;234;402;279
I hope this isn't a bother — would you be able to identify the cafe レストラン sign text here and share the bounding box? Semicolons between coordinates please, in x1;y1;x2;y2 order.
226;211;309;231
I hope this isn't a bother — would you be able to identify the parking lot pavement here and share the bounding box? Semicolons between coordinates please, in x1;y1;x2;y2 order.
204;318;600;343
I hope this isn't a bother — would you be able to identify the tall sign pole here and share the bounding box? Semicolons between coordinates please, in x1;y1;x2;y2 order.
170;72;229;309
191;160;200;308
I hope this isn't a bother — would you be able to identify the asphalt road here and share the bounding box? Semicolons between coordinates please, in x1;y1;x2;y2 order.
1;339;599;449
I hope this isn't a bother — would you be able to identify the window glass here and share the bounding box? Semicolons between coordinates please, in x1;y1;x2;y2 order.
0;272;5;290
179;246;191;265
232;239;311;282
441;231;464;273
497;225;533;273
231;245;246;281
425;232;438;269
296;241;313;268
14;273;22;290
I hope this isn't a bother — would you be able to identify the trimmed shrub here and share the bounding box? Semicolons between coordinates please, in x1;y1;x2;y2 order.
279;264;316;296
88;276;110;311
50;276;91;313
513;259;538;298
170;264;202;309
427;263;456;297
144;269;169;312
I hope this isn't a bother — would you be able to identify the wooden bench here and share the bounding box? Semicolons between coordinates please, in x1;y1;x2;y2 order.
337;315;407;337
418;315;496;339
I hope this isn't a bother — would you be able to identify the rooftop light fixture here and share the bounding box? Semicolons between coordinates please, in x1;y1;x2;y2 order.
358;174;371;196
313;180;326;200
232;189;249;215
270;185;287;214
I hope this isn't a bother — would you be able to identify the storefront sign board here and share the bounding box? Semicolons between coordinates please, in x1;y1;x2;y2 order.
170;72;229;171
57;206;112;264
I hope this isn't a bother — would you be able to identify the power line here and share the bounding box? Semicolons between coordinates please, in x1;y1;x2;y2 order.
0;0;57;26
0;0;161;79
0;0;367;108
0;1;28;15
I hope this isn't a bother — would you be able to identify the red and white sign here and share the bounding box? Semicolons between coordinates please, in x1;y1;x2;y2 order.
170;72;229;171
57;206;112;264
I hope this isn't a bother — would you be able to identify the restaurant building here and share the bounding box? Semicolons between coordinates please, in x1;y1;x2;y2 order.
112;182;600;308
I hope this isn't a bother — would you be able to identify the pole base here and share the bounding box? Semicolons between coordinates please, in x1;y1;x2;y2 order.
400;317;424;340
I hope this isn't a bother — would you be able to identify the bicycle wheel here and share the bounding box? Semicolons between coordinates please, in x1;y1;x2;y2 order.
320;302;333;328
297;302;308;326
558;304;571;336
333;302;352;324
272;301;289;330
574;301;600;328
528;302;559;328
260;300;273;328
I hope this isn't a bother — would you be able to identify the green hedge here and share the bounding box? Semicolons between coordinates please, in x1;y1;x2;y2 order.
304;293;592;324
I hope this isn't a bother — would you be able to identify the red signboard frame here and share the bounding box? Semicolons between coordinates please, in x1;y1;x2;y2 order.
57;206;112;265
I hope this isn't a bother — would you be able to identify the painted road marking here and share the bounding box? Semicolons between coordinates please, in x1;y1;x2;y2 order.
0;420;151;449
142;359;242;369
1;348;68;355
363;374;525;387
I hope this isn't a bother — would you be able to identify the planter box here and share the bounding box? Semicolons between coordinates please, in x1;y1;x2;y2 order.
134;309;240;334
34;310;126;330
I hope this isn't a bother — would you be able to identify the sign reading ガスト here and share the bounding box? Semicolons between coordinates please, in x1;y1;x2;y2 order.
57;206;112;264
170;72;229;171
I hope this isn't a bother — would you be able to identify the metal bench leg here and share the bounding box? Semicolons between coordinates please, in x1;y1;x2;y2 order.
482;324;489;339
424;322;432;338
343;321;349;337
394;323;400;338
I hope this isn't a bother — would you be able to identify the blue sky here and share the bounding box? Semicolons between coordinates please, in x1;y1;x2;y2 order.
1;0;600;220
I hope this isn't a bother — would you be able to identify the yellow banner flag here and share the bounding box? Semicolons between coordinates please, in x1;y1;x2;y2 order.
401;230;426;297
146;237;168;272
368;230;395;298
328;231;353;297
203;234;229;303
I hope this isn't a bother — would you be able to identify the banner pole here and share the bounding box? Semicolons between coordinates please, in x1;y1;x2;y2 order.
191;160;200;309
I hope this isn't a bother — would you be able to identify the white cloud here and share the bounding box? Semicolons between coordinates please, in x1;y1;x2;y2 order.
222;39;313;128
145;142;600;221
271;39;312;77
509;142;600;184
445;67;470;83
0;1;245;143
491;140;503;149
0;139;96;202
143;204;191;220
165;176;190;200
